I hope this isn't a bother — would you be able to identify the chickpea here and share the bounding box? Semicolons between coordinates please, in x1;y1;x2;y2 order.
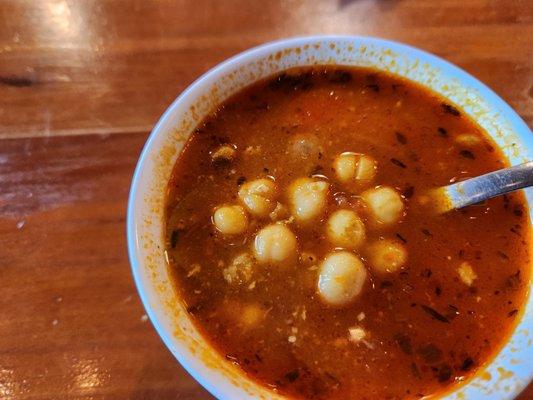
318;251;367;306
333;152;377;185
238;178;277;217
289;134;322;160
213;204;248;235
356;155;377;181
367;239;407;274
361;186;404;226
253;223;298;265
288;177;329;223
326;209;366;249
240;303;264;328
211;144;237;164
223;301;264;329
334;152;356;183
223;252;255;285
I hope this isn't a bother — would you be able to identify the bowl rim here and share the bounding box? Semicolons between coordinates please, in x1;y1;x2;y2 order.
127;35;532;400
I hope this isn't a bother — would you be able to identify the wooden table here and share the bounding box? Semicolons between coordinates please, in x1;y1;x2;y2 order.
1;1;531;398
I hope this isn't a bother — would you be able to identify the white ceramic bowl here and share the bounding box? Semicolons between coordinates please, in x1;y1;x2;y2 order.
127;36;532;400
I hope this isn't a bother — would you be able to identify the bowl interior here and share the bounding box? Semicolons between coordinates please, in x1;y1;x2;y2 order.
128;36;532;400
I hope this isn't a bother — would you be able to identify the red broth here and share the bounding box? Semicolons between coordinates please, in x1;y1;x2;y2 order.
165;67;530;399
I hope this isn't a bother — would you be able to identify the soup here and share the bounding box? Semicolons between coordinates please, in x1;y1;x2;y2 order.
164;67;530;399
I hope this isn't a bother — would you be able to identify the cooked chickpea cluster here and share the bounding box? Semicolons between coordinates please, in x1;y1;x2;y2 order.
212;147;408;308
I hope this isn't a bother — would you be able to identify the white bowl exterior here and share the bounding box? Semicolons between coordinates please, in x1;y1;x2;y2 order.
128;36;532;400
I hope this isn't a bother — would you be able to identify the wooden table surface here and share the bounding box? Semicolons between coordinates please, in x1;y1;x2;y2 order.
1;1;531;399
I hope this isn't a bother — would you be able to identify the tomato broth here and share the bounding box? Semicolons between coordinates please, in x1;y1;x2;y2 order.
165;67;530;399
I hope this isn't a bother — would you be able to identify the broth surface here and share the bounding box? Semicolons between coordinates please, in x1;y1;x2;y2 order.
165;67;530;399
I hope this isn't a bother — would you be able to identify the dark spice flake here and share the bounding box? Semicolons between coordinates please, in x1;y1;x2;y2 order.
496;250;509;260
411;362;422;379
285;370;300;382
403;185;415;199
395;132;407;144
365;83;380;92
513;206;523;217
392;83;402;91
418;344;443;364
391;158;407;168
170;230;180;248
380;280;393;288
421;305;450;323
394;333;413;355
505;270;521;288
461;357;474;371
399;271;410;279
441;103;461;116
269;72;314;91
503;194;510;209
396;233;407;243
446;305;459;320
422;228;433;237
328;70;352;84
437;364;453;382
437;127;448;137
459;150;475;159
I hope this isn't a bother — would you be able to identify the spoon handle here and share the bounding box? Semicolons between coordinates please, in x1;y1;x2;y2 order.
441;161;533;210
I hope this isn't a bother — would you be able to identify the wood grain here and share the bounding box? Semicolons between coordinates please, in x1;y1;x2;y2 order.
0;0;531;399
0;0;531;138
0;133;213;399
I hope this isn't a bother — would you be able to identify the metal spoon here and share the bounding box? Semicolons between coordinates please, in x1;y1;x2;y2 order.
433;161;533;212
